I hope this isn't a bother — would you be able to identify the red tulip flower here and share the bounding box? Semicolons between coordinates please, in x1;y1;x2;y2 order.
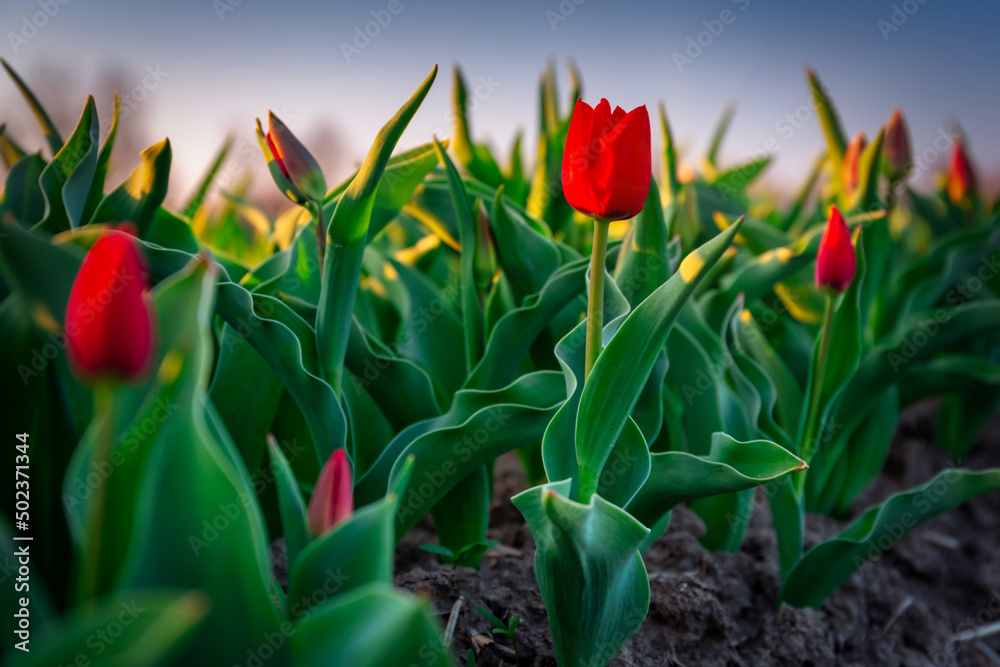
562;98;651;222
815;207;856;293
841;132;866;194
308;448;354;536
65;224;155;383
947;138;977;205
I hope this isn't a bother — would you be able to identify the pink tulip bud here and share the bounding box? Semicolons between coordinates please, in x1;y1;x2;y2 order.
307;449;353;536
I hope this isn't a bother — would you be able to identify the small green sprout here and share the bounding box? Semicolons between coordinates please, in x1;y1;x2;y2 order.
419;540;498;569
475;605;520;666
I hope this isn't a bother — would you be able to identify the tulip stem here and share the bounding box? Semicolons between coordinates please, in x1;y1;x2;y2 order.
796;292;836;495
312;200;327;275
584;219;609;380
80;382;115;602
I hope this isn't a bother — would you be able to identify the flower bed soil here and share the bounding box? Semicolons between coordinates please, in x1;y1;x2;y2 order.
393;402;1000;666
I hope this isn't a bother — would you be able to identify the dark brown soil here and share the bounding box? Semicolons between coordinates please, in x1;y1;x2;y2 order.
393;403;1000;666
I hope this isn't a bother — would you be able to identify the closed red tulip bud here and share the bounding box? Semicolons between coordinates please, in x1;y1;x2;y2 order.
65;224;155;383
947;138;977;205
256;112;327;204
562;98;651;222
883;108;911;181
815;207;856;293
842;132;866;194
308;448;353;536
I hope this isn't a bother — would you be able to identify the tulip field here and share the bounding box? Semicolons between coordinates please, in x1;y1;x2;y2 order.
3;55;1000;666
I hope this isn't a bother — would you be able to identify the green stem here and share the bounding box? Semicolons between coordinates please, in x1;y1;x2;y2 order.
584;219;609;380
312;199;327;276
80;382;115;602
796;293;836;495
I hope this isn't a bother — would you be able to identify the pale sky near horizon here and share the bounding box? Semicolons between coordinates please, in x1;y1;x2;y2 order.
1;0;997;204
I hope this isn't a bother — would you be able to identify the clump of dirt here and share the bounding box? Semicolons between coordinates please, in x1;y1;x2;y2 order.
394;404;1000;666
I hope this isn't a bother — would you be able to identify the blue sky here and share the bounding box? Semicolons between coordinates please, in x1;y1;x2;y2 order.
1;0;997;199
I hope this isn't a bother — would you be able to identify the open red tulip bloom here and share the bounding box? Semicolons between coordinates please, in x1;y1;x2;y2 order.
562;98;651;222
65;224;155;383
815;207;856;293
308;448;354;535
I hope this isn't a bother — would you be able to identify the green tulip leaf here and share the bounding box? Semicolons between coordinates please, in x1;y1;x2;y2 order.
512;479;650;667
781;468;1000;608
575;220;743;498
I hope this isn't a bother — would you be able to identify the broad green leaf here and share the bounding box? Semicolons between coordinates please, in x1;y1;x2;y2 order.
512;479;650;667
115;259;285;665
317;66;437;393
575;220;743;498
0;219;83;330
354;371;565;538
616;179;671;307
82;93;120;223
1;153;46;226
626;433;805;531
466;255;588;390
6;591;208;667
36;97;100;233
781;468;1000;608
596;416;651;508
542;275;632;500
1;58;63;155
266;434;309;569
345;317;441;430
713;156;772;197
430;465;491;568
291;583;451;666
432;136;484;374
289;495;395;618
323;141;443;240
807;385;899;516
208;324;283;473
489;186;562;302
